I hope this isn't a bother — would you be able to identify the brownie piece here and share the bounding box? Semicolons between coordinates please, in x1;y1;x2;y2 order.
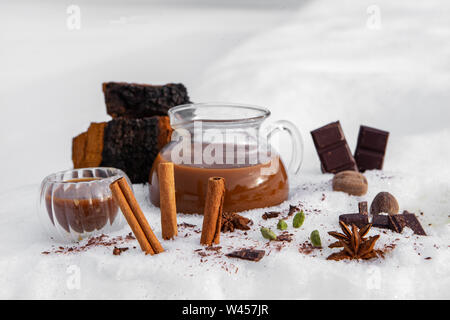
354;125;389;172
311;121;358;174
72;131;88;168
72;116;172;183
72;122;107;168
101;116;172;183
103;82;191;118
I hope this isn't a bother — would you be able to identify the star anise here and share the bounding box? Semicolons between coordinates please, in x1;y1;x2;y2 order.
326;221;381;261
221;212;252;233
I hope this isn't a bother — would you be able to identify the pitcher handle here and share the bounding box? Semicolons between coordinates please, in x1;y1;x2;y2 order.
266;120;303;175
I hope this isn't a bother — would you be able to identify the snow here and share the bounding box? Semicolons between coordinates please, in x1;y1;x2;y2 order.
1;0;449;299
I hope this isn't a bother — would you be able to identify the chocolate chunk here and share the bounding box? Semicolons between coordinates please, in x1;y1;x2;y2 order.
389;212;427;236
339;214;369;228
262;211;280;220
103;82;191;118
227;249;265;262
311;121;358;173
388;215;404;233
358;201;368;215
372;214;390;229
354;125;389;172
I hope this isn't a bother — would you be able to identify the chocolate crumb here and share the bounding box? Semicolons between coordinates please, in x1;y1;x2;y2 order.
298;242;317;255
112;247;129;256
288;205;299;216
205;246;222;252
276;233;293;242
178;222;197;228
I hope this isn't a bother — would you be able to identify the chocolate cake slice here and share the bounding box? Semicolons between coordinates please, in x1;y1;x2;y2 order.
103;82;191;118
72;116;172;183
101;117;172;183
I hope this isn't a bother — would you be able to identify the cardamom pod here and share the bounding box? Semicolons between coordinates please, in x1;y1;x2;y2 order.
293;210;305;228
310;230;322;247
260;227;277;240
277;219;288;230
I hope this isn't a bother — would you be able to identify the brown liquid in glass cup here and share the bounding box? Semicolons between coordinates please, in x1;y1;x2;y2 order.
149;103;303;214
45;178;118;233
149;150;289;214
39;168;129;241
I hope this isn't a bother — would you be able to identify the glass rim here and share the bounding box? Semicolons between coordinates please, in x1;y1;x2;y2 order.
42;167;124;184
168;102;271;127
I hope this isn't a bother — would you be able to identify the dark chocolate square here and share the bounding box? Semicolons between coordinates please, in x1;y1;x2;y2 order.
311;121;358;174
354;125;389;172
312;123;345;149
358;126;389;153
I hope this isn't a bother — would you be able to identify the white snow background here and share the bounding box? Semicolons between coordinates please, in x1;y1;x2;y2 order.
0;0;449;299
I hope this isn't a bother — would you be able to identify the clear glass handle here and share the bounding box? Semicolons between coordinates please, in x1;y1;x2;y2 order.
266;120;303;175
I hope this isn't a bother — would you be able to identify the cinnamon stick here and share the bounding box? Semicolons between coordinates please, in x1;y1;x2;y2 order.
158;162;178;240
200;177;225;246
110;177;164;255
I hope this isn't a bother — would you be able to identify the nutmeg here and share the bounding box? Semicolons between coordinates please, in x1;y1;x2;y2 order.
332;170;368;196
370;192;399;215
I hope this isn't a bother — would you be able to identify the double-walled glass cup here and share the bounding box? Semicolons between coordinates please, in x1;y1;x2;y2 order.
38;167;129;242
150;102;303;213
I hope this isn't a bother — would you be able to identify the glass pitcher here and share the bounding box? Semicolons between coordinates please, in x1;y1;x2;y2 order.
149;103;303;213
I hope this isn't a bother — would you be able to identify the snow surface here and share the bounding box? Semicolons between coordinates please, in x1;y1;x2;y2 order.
1;0;449;299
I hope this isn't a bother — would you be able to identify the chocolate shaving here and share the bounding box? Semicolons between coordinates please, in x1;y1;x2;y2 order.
205;246;222;252
276;233;293;242
288;205;300;217
41;233;136;255
112;247;129;256
227;249;265;262
178;222;197;228
298;242;317;255
262;211;280;220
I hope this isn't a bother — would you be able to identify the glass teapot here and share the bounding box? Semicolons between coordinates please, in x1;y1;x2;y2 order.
149;103;303;213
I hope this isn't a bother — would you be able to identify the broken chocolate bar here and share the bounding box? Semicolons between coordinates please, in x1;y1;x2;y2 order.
339;202;370;228
339;214;369;228
354;125;389;172
72;116;172;183
388;212;427;236
103;82;191;118
311;121;358;173
372;214;390;229
226;249;265;262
